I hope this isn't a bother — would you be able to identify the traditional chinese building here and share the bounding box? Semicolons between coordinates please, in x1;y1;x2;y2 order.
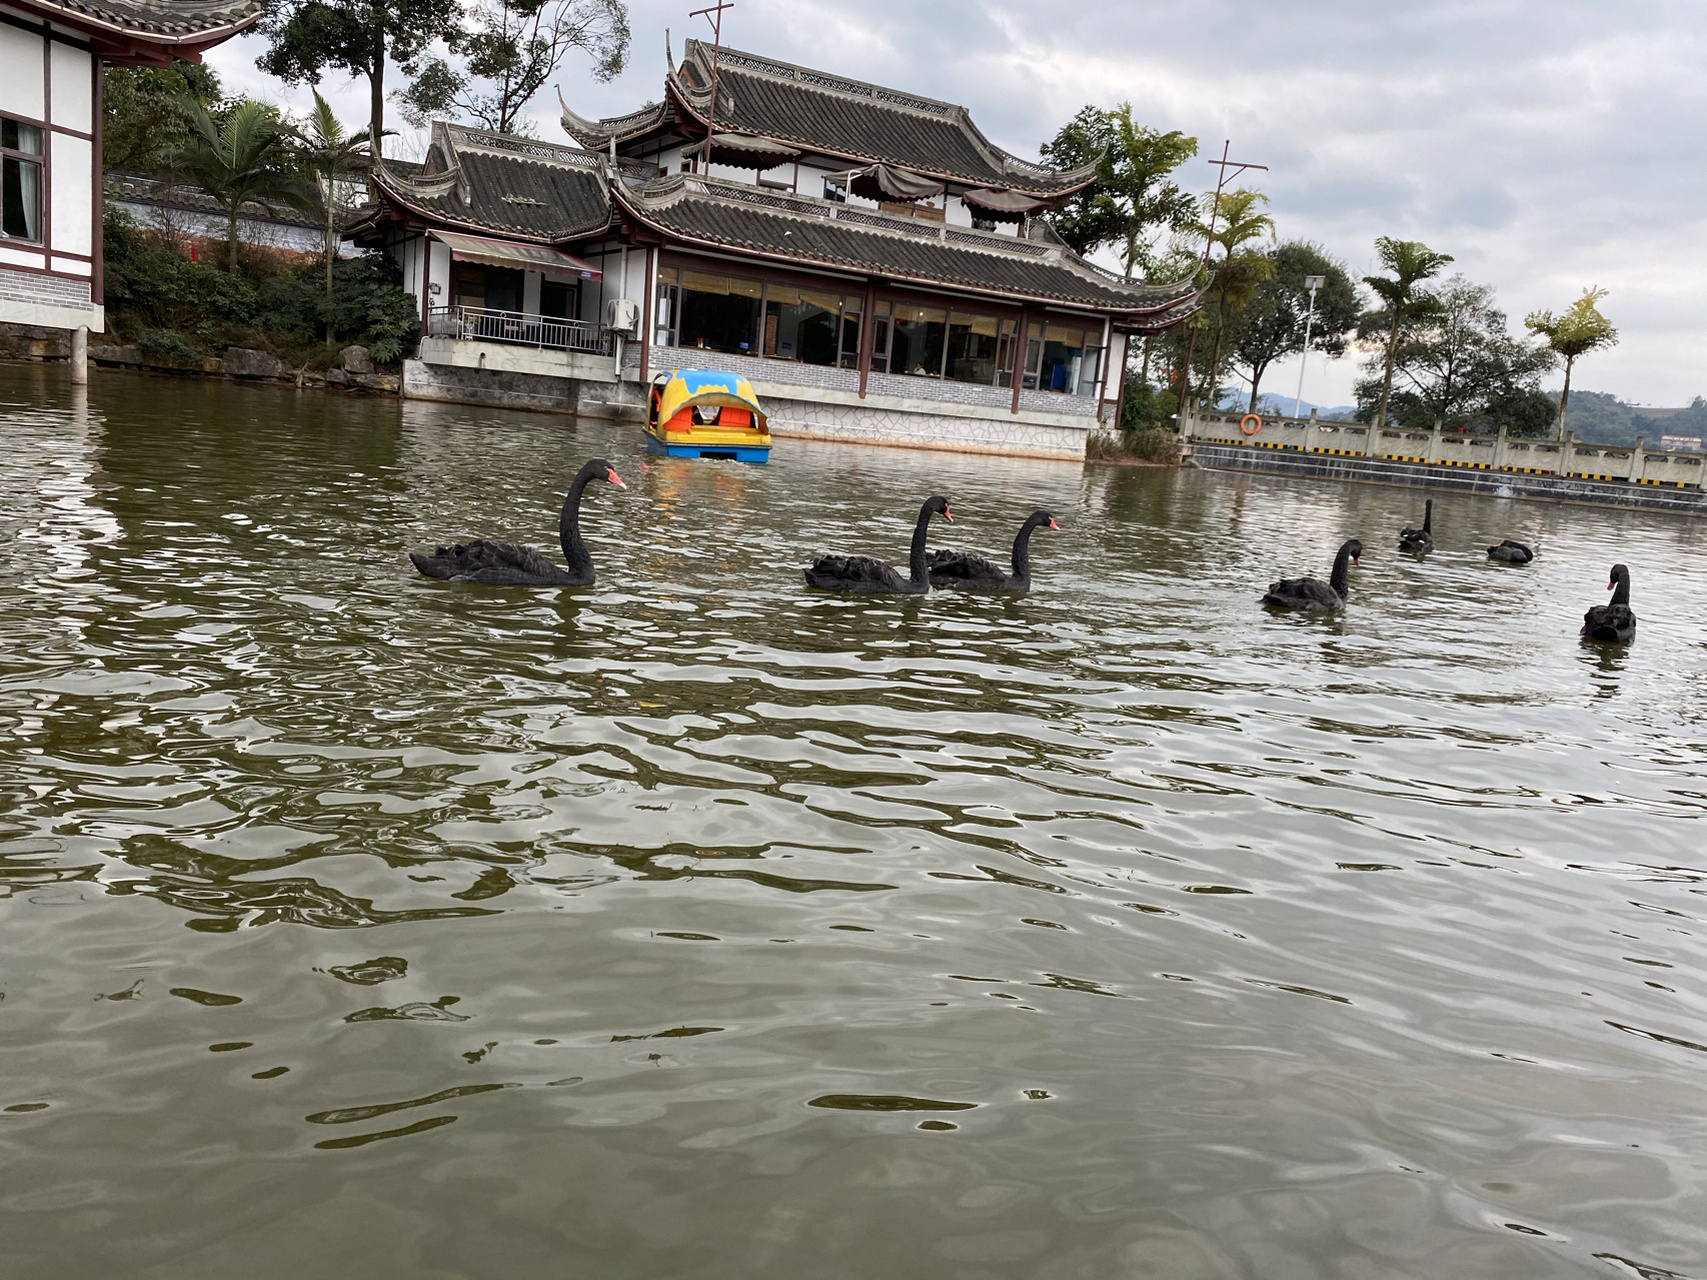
358;39;1201;458
0;0;259;336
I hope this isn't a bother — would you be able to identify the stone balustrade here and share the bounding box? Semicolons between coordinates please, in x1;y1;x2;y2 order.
1179;411;1706;490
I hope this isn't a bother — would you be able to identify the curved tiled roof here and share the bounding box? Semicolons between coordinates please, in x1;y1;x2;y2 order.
612;175;1198;318
370;124;615;241
561;39;1098;198
13;0;260;39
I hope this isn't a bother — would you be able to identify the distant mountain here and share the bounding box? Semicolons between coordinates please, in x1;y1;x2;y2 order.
1559;390;1706;446
1215;391;1361;422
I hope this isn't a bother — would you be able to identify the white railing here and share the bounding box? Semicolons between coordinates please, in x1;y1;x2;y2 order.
427;305;610;355
1178;411;1707;490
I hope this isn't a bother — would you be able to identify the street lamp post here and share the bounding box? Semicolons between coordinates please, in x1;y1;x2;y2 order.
1293;274;1325;419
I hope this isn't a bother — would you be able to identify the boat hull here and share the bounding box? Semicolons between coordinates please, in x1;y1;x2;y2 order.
644;431;770;463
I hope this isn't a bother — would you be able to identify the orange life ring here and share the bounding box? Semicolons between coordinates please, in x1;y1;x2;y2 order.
1239;413;1262;435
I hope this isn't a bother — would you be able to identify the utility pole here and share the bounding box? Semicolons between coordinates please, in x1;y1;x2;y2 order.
689;2;734;176
1292;274;1324;418
1174;140;1267;421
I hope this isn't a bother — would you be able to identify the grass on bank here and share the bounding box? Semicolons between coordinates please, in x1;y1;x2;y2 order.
101;211;420;372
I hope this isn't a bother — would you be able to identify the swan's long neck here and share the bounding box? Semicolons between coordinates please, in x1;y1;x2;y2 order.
908;501;936;584
1329;545;1354;598
1010;516;1043;581
559;464;600;571
1422;500;1432;534
1610;570;1630;607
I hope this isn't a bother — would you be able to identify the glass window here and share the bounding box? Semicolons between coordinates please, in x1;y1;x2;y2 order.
994;318;1017;388
870;300;891;374
839;296;862;370
763;285;842;365
678;270;763;355
1028;322;1091;394
1;116;42;243
945;312;1004;385
890;304;947;378
823;178;847;204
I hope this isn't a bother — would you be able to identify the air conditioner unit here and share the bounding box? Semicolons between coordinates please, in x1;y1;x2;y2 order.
606;297;640;336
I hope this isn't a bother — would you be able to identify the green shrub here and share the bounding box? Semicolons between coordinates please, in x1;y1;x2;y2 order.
104;213;420;367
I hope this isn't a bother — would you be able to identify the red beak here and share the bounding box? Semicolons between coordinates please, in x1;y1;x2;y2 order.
606;469;627;489
1354;557;1361;566
942;507;953;523
1048;518;1059;530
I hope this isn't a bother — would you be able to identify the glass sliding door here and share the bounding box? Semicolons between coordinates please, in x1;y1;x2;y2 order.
762;285;842;365
677;269;763;356
890;304;947;378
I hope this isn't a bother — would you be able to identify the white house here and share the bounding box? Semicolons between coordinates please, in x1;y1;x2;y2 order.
0;0;259;335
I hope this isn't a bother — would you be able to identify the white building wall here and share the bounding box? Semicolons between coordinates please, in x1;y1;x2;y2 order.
49;41;90;133
0;22;102;330
49;133;92;257
0;24;44;120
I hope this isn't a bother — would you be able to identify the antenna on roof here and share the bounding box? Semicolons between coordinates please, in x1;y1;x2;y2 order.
1175;139;1268;421
688;2;734;177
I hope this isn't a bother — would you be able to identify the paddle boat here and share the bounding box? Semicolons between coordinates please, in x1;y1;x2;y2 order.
644;368;771;463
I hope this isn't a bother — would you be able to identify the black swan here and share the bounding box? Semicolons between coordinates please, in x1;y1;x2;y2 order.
928;510;1058;592
1581;563;1636;643
409;458;627;585
803;495;951;594
1488;539;1535;564
1262;539;1362;612
1398;499;1433;554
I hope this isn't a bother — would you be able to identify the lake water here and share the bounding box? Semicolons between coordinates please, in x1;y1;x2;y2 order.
2;364;1703;1280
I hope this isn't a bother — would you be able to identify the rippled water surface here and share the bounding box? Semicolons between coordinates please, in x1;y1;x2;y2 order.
2;365;1705;1279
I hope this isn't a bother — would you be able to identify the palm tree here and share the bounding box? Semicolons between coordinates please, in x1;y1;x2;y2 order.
1525;287;1618;439
1193;189;1274;408
1363;237;1454;426
167;98;309;271
293;90;379;344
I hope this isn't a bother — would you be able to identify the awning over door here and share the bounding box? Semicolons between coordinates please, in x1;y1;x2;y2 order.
432;230;602;280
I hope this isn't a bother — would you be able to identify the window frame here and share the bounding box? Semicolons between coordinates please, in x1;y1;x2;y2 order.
0;114;45;246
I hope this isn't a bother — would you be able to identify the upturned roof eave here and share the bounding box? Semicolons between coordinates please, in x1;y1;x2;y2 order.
367;161;614;246
662;70;1094;201
6;0;262;52
609;181;1195;317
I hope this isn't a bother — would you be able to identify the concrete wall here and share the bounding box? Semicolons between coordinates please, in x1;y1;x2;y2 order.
1181;411;1707;491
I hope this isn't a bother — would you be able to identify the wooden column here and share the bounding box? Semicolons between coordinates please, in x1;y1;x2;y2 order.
1010;308;1028;415
858;281;875;398
638;244;654;385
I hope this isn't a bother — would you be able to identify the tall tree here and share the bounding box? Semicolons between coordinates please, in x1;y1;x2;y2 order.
1191;188;1274;407
293;90;378;344
1227;242;1359;412
103;60;222;173
257;0;461;169
1361;237;1453;426
1039;104;1196;277
1355;275;1556;434
397;0;629;136
1524;287;1619;439
165;99;309;271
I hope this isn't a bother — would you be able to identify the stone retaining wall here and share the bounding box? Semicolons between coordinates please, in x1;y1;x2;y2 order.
1186;442;1707;516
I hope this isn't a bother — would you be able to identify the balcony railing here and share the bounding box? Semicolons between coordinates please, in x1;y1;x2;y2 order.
427;305;610;355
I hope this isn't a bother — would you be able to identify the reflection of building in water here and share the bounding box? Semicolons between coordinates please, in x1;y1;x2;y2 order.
0;0;260;336
351;41;1204;460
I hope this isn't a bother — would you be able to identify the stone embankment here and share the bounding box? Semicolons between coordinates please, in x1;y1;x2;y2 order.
1180;410;1707;516
0;323;399;394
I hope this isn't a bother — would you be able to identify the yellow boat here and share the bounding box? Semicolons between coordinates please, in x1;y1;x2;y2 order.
644;369;771;463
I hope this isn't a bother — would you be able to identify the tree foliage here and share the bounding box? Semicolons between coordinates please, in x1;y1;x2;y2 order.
103;210;420;365
396;0;630;135
1189;188;1275;408
1227;241;1359;412
1361;237;1454;425
1524;286;1618;437
1039;104;1196;278
103;60;222;173
1354;275;1556;435
292;90;379;341
164;99;310;271
257;0;461;162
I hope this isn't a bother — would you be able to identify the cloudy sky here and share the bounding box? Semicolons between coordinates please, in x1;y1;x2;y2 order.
208;0;1705;408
